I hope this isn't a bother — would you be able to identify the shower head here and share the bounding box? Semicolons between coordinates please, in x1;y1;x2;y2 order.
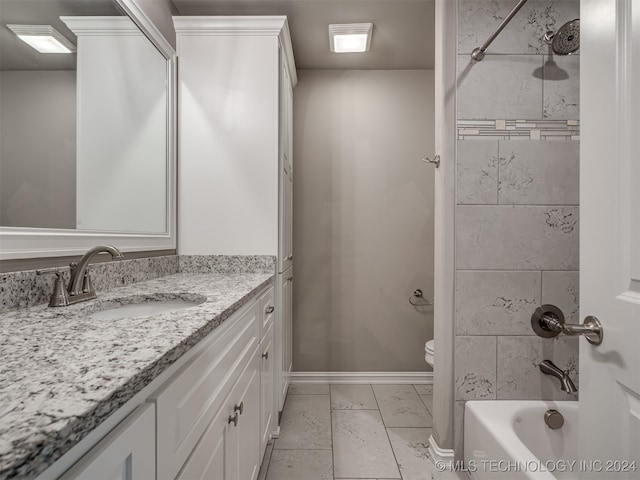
544;19;580;55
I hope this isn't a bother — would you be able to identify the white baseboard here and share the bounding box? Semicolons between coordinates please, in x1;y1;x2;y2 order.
429;434;455;466
289;371;433;384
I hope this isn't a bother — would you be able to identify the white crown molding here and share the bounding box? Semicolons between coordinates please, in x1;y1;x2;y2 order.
289;371;433;384
173;16;297;87
60;16;142;36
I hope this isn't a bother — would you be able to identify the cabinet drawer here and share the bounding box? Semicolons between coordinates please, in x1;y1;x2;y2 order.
152;300;259;479
259;285;275;340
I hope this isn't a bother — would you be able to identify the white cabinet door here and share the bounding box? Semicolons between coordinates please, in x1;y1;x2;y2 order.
260;322;275;454
278;267;293;409
60;404;155;480
227;351;261;480
174;405;228;480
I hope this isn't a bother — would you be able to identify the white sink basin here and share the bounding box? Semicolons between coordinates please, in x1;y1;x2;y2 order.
86;294;206;320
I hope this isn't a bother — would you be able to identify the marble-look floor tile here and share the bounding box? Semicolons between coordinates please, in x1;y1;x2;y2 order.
542;271;579;323
372;384;432;428
457;55;543;120
498;141;580;206
414;384;433;395
387;427;434;480
331;384;378;410
275;395;332;450
265;449;333;480
457;140;499;205
456;271;541;335
420;394;433;415
497;336;579;400
455;336;497;401
288;383;330;395
543;55;580;120
456;206;579;270
332;410;401;479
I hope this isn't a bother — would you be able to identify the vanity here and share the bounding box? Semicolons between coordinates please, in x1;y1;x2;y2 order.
0;0;295;478
0;268;276;479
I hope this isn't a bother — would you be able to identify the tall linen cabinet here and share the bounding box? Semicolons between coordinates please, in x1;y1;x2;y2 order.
174;16;296;423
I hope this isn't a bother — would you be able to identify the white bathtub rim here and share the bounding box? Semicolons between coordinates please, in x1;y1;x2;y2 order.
464;400;578;479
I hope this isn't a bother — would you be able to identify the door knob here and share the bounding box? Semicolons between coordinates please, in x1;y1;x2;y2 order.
423;155;440;168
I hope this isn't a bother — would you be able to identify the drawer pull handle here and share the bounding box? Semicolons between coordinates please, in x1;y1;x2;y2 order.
262;351;269;360
228;412;239;426
234;402;244;415
265;306;275;314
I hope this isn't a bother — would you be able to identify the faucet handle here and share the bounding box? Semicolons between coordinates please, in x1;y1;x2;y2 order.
36;268;70;307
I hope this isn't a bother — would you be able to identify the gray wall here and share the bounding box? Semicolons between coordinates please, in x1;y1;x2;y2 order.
292;69;435;372
453;0;580;457
0;71;76;229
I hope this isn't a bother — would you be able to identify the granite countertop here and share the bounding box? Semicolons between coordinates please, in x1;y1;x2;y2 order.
0;272;273;479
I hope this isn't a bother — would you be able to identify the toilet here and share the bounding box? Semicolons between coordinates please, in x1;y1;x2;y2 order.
425;339;435;368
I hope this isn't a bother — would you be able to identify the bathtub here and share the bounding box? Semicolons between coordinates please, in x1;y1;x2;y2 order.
464;401;578;480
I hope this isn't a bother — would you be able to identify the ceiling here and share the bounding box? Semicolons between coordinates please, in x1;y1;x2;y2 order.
0;0;121;71
0;0;435;71
171;0;436;70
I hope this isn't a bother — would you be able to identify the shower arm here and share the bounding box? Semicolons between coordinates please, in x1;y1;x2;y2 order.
471;0;530;61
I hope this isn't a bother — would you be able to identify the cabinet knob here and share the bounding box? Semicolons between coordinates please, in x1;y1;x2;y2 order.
234;402;244;415
265;306;275;314
262;351;269;360
228;412;239;426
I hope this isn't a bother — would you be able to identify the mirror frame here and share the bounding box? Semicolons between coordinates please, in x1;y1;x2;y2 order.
0;0;177;260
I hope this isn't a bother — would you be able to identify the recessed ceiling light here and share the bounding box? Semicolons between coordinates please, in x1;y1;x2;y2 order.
328;23;373;53
6;24;76;54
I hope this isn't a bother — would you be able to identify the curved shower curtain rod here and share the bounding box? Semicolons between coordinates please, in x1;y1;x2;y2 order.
471;0;529;61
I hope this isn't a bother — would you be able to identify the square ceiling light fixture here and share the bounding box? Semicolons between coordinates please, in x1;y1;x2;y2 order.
6;24;76;53
329;23;373;53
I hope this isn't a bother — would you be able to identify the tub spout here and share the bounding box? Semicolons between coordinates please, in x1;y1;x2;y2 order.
539;360;577;394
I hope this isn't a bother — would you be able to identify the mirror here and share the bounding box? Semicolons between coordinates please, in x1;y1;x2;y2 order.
0;0;176;259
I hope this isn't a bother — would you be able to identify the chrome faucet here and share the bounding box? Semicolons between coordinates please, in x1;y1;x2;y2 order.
38;245;123;307
539;360;577;394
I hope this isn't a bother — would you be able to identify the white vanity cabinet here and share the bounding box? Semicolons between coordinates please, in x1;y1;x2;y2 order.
174;15;296;424
59;404;155;480
54;283;275;480
151;300;260;480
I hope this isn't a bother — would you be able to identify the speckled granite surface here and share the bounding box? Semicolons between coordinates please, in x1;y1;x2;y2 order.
179;255;276;274
0;255;179;314
0;271;273;479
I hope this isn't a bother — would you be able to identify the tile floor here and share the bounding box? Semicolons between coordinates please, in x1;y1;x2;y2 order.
257;383;446;480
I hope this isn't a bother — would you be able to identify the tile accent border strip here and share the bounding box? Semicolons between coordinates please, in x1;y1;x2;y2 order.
458;119;579;141
289;372;434;384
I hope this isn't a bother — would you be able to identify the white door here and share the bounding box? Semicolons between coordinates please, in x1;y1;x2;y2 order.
581;0;640;477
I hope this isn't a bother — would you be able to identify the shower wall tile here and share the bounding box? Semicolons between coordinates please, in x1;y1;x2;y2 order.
498;141;580;205
496;336;579;400
454;401;466;462
456;205;579;270
542;271;580;323
543;55;580;120
458;0;581;55
457;55;543;120
455;336;497;401
456;271;541;335
457;140;499;205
